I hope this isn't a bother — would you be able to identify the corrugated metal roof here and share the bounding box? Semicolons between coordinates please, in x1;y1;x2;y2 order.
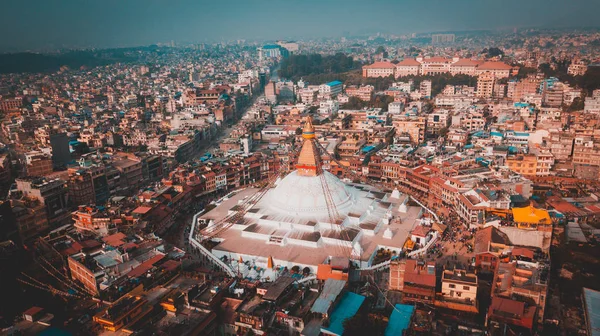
310;279;346;314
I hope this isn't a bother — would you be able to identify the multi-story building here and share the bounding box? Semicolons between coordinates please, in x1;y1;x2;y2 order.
440;268;478;305
431;33;455;44
457;189;490;226
388;102;404;114
427;110;451;136
507;151;554;177
420;80;432;99
511;75;541;102
584;89;600;114
319;81;343;98
506;154;538;177
48;132;71;168
369;57;513;78
459;113;485;132
68;165;110;206
491;253;549;331
16;177;69;227
72;206;114;236
11;198;49;242
545;131;574;162
395;59;421;77
477;72;495;99
345;85;374;101
0;97;23;111
389;259;437;305
318;100;339;116
297;88;318;104
362;62;396;78
93;295;153;332
23;151;53;177
474;61;514;78
258;44;289;60
573;135;600;167
420;57;453;75
568;60;588;76
391;116;426;144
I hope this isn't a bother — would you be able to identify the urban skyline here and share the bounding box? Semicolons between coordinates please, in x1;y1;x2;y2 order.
3;0;600;51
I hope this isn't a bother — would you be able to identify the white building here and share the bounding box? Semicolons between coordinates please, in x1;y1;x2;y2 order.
318;100;339;117
388;102;404;114
584;90;600;114
319;81;343;98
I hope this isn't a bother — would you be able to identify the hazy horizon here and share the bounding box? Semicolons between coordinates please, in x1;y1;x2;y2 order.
2;0;600;52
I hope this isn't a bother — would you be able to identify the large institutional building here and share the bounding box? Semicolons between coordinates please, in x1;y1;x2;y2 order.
363;57;516;79
195;118;434;274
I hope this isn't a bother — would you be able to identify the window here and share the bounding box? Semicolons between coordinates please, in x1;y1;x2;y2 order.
463;286;470;290
449;284;456;289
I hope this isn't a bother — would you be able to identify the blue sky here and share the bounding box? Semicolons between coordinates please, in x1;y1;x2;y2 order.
1;0;599;51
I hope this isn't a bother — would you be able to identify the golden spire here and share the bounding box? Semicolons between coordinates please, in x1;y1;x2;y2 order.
296;116;322;176
302;116;315;139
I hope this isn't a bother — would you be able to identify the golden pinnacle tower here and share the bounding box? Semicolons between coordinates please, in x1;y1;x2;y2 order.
296;116;322;177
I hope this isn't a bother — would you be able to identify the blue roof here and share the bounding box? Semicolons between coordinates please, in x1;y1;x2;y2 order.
327;80;342;86
583;288;600;336
321;292;365;336
385;304;415;336
491;131;504;137
362;145;376;153
514;102;529;107
514;132;529;137
263;44;280;49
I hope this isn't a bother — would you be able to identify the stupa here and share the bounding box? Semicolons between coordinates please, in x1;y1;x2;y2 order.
198;117;430;273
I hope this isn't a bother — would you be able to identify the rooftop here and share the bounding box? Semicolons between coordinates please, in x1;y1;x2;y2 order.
321;292;365;336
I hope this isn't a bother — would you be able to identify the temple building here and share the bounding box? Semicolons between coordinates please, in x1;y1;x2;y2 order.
195;117;435;276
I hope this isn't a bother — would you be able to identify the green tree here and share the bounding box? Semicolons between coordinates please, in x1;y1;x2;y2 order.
342;96;368;110
487;47;504;58
567;97;585;112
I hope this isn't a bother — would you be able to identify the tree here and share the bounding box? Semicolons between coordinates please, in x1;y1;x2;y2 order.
342;96;367;110
487;47;505;58
278;53;359;81
372;95;395;111
439;127;449;138
567;97;585;112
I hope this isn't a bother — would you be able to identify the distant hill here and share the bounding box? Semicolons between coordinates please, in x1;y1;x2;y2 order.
0;50;134;74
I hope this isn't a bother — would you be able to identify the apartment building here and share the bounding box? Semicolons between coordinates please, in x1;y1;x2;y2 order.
545;131;574;162
345;85;374;101
441;268;478;305
391;116;427;144
506;152;554;177
573;135;600;167
477;72;495;99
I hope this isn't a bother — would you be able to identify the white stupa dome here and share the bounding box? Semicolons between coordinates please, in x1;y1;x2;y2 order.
266;170;355;219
